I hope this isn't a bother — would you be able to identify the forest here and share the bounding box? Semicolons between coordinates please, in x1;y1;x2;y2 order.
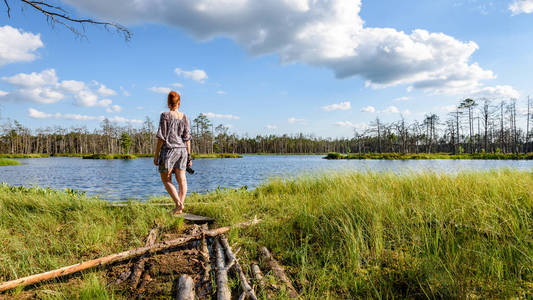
1;98;532;155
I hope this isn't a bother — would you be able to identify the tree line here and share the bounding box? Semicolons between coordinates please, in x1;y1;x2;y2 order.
1;98;532;155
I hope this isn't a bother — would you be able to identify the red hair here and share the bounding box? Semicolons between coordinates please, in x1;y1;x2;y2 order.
167;91;180;110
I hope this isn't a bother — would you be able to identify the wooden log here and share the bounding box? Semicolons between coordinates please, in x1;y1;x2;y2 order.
238;291;247;300
220;235;257;300
251;264;267;292
176;274;195;300
259;246;298;298
215;238;231;300
0;219;260;292
115;225;159;285
129;226;159;287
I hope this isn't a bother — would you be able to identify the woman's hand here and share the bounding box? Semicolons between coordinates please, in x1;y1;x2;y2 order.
153;155;159;166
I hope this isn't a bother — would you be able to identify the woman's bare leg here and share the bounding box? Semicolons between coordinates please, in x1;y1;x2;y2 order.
175;168;187;211
160;171;182;213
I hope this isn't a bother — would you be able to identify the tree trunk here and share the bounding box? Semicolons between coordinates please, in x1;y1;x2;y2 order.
176;274;195;300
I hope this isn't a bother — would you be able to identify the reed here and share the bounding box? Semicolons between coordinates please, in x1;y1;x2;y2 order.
0;158;21;166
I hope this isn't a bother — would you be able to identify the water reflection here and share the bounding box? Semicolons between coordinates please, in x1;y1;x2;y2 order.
1;155;531;200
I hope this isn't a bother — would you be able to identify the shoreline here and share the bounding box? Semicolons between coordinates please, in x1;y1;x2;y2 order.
324;152;533;160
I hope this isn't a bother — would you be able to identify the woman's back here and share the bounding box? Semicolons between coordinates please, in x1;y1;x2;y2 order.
156;111;191;149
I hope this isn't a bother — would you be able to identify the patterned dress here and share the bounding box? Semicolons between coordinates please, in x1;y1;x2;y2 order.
156;111;191;172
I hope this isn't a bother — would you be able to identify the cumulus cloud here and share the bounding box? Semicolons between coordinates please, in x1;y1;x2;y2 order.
382;106;400;114
149;86;171;94
322;101;351;111
106;104;123;113
266;124;277;129
175;68;207;83
97;84;117;96
63;0;510;95
1;69;119;108
361;106;376;113
172;82;184;87
216;90;227;95
288;117;305;124
335;121;368;130
0;25;43;66
509;0;533;15
28;108;142;123
203;112;240;120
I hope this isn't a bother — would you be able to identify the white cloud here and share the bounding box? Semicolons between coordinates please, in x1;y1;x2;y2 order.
509;0;533;15
439;105;458;113
149;86;171;94
1;69;119;108
382;106;400;114
0;90;7;96
266;124;277;129
172;82;184;88
203;112;240;120
2;69;58;88
288;117;305;124
175;68;208;83
361;105;376;113
216;90;227;95
136;106;144;110
402;109;411;115
28;108;142;123
335;121;368;130
97;84;117;96
393;96;409;102
322;101;351;111
106;104;123;113
468;85;520;99
62;0;507;95
0;25;43;66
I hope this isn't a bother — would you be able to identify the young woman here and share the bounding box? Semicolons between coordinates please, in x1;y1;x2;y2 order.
153;91;192;215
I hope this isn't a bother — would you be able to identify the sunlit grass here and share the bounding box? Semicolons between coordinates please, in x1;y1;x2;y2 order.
0;158;21;166
1;170;531;298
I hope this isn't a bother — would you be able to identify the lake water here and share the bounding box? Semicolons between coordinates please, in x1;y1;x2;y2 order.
1;155;532;200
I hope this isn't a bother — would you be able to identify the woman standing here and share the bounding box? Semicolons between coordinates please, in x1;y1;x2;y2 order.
153;91;192;215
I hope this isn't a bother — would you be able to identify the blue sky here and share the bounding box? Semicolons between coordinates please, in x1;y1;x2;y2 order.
0;0;532;137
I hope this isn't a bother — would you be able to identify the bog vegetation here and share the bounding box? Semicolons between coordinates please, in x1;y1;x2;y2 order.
1;170;531;298
1;98;532;156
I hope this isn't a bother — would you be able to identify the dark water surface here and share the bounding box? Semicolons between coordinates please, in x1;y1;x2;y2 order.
1;155;532;200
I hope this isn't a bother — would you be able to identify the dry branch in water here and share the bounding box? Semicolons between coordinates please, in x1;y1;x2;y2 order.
259;246;298;298
2;0;131;40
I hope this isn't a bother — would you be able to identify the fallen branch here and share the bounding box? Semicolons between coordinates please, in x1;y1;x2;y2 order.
176;274;195;300
259;247;298;298
220;235;257;300
129;225;159;287
215;238;231;300
0;219;260;292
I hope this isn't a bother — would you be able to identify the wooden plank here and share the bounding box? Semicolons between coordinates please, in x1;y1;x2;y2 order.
182;213;215;224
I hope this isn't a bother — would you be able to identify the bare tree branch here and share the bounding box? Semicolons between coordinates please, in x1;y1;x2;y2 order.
2;0;131;41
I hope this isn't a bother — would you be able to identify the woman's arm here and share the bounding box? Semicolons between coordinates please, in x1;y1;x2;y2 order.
153;138;164;166
186;140;192;166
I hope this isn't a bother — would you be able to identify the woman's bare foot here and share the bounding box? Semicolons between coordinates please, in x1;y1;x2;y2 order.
171;207;183;216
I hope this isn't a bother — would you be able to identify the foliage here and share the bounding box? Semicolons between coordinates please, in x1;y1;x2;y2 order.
119;133;132;154
0;158;21;166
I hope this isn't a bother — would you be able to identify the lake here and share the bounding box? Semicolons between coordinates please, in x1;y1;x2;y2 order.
1;155;532;200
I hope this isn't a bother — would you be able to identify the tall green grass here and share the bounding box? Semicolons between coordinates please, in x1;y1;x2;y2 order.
180;170;533;298
0;158;21;166
1;170;531;298
0;154;50;158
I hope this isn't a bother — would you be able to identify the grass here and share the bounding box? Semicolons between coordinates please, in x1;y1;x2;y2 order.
192;153;242;158
82;154;138;160
1;170;532;298
0;158;21;166
0;154;50;158
325;152;533;160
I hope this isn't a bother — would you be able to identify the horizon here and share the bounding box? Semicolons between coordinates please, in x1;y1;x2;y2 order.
1;0;533;138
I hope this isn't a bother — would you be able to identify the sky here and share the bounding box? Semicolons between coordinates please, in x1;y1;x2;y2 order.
0;0;532;138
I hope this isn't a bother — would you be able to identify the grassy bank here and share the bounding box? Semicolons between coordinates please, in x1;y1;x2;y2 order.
0;158;21;166
1;170;532;298
0;154;50;158
82;154;138;160
325;152;533;160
